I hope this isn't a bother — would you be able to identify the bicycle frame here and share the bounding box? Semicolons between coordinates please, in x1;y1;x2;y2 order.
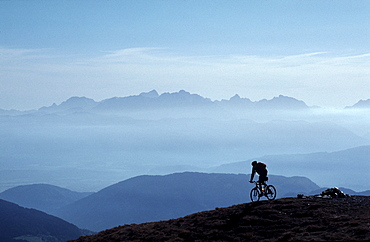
250;181;277;202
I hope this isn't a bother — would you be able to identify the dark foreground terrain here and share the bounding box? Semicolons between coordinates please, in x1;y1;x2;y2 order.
72;196;370;241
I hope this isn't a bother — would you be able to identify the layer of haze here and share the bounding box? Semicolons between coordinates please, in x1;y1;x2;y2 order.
0;91;369;192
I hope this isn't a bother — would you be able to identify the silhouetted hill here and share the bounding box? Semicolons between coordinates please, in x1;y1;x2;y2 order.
0;199;83;242
72;196;370;241
0;184;93;214
55;172;319;231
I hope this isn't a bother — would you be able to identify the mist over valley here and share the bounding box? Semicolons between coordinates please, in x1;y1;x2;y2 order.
1;90;369;192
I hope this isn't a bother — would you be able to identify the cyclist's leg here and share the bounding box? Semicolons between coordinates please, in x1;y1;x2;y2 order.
258;174;267;189
257;176;263;190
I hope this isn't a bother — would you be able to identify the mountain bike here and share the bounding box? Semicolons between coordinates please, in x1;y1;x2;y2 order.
250;181;277;202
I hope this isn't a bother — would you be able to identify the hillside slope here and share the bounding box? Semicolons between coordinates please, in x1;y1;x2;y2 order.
73;196;370;242
55;172;319;231
0;199;82;242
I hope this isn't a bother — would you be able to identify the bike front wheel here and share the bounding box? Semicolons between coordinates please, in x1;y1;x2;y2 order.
250;187;261;202
265;185;277;200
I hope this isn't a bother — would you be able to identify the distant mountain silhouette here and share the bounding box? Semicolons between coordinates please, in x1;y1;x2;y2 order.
34;90;310;114
2;90;369;113
0;109;26;116
0;199;83;242
39;96;98;113
1;90;369;203
54;172;320;231
95;90;214;111
72;196;370;242
212;145;370;192
0;184;93;214
138;89;159;98
346;99;370;109
256;95;309;109
216;94;309;109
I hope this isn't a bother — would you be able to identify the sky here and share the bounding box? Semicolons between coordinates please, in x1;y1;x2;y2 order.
1;0;370;110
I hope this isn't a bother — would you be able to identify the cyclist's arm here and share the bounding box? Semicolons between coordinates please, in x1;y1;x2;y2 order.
250;168;256;182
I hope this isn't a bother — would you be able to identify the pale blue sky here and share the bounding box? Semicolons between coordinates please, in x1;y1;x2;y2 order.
1;0;370;110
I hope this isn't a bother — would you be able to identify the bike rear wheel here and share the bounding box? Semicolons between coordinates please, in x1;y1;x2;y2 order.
250;187;261;202
265;185;277;200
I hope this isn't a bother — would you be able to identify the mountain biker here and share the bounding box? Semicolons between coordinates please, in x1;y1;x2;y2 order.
249;161;268;189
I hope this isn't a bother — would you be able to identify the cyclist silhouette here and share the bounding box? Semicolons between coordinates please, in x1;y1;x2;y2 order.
249;161;268;188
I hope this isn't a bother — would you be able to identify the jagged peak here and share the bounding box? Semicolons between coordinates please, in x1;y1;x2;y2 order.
230;94;241;100
273;95;300;101
158;90;209;101
139;90;159;98
159;90;191;96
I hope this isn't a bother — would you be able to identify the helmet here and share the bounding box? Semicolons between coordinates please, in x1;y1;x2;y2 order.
251;161;257;166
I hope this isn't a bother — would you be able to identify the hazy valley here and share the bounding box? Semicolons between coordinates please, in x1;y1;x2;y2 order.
1;90;369;193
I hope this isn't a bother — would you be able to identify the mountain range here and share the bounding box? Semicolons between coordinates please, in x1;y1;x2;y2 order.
1;91;368;239
1;172;369;233
0;90;362;114
37;90;311;113
0;90;369;123
0;90;369;116
0;89;367;117
2;172;369;232
53;172;320;231
0;90;369;197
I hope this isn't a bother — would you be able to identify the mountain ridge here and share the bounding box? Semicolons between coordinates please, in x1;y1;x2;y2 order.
72;196;370;241
2;172;369;234
2;90;312;113
1;90;369;114
26;91;370;112
53;172;321;231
